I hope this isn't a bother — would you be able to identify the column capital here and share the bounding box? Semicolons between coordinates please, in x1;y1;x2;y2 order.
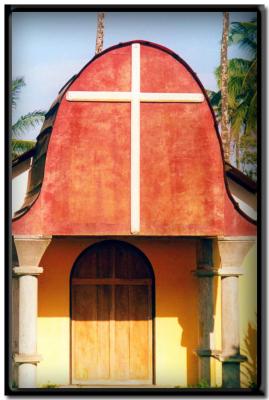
13;266;44;276
217;267;244;277
13;235;52;268
194;267;245;277
13;234;52;239
217;236;256;242
217;236;254;268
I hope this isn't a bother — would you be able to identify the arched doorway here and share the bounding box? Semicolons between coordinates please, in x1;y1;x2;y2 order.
71;240;154;385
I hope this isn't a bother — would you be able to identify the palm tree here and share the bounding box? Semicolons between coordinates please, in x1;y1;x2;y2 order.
220;11;230;163
229;18;257;137
209;18;257;178
211;58;256;167
12;77;46;159
95;12;105;55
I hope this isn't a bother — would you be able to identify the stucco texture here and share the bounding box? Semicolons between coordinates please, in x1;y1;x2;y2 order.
12;41;256;237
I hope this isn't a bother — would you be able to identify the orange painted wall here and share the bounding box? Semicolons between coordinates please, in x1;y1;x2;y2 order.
37;237;201;387
36;236;256;388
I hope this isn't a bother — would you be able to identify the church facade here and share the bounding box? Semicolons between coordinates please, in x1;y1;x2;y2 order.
11;40;257;390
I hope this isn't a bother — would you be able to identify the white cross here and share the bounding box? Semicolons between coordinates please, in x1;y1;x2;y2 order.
66;43;204;234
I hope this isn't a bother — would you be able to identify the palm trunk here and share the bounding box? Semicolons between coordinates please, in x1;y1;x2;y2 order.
95;12;105;55
220;12;230;162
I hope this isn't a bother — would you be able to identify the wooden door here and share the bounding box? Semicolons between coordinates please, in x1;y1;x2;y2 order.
71;241;153;385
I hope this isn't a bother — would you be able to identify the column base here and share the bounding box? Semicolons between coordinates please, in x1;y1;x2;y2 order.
222;362;240;388
213;353;247;389
14;354;42;389
196;349;221;357
18;363;37;389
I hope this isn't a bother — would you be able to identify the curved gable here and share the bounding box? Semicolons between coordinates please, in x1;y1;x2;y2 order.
12;40;256;236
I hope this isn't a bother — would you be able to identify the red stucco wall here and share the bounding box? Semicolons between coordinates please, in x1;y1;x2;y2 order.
12;41;256;237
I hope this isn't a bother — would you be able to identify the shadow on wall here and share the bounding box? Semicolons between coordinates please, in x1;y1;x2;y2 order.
241;322;257;387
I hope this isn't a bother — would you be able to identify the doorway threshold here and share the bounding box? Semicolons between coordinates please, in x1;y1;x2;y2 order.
59;384;175;389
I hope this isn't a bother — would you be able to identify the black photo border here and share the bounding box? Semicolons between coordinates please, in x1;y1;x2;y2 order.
5;4;265;396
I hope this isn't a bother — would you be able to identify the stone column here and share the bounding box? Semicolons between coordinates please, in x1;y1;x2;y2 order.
217;237;254;388
195;238;215;386
12;235;51;388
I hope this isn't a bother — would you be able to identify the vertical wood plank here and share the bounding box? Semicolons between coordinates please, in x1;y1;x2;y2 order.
72;285;98;381
147;285;153;382
96;285;110;379
109;284;115;381
114;286;130;380
129;285;150;380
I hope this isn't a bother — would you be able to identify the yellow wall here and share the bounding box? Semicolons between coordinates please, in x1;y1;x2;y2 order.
212;240;222;387
37;237;200;387
212;239;257;388
239;242;257;388
36;237;257;388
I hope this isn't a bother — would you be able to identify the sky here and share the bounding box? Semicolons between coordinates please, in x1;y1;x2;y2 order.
11;10;256;140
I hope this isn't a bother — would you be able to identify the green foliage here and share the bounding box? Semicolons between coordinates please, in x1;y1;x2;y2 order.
11;380;18;389
188;379;212;388
195;379;211;388
240;134;257;180
208;18;257;180
11;77;46;159
175;379;220;389
248;381;257;389
12;139;36;160
40;381;59;388
229;19;257;58
12;111;46;138
211;59;256;135
12;77;25;110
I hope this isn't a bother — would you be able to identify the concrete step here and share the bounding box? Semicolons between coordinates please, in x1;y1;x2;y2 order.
58;384;175;389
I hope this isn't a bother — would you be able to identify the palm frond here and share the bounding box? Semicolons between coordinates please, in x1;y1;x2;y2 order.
12;139;36;159
241;59;257;90
207;90;221;105
230;101;248;139
12;77;26;110
12;111;46;138
228;76;244;101
245;92;257;135
229;20;257;58
228;58;252;75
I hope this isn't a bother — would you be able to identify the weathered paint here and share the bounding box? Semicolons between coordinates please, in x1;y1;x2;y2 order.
224;194;256;236
12;41;256;237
